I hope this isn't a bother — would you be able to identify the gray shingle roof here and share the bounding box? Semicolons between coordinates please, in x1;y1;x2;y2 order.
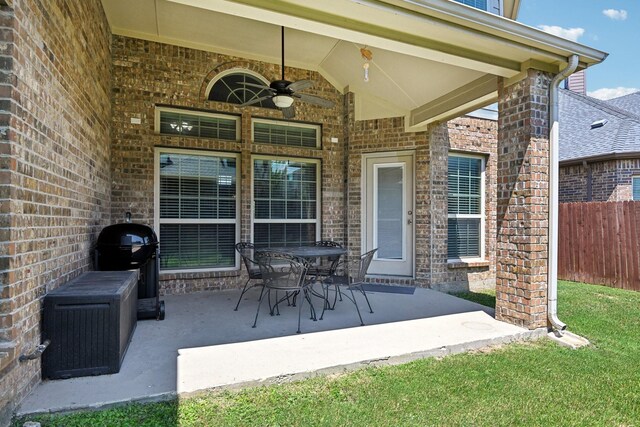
606;91;640;116
559;89;640;162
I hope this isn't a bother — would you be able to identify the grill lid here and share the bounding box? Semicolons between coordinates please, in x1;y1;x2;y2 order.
97;223;158;248
96;223;158;270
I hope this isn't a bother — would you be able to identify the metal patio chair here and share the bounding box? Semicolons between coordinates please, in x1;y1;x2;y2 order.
253;251;315;334
306;241;344;306
306;240;343;277
234;242;263;311
321;248;378;325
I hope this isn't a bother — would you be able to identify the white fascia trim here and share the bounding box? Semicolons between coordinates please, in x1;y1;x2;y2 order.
407;92;497;131
131;0;607;74
376;0;607;65
405;84;498;132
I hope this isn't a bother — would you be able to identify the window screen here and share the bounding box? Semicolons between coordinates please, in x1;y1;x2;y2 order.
448;155;484;259
158;109;238;141
253;120;320;148
634;177;640;201
158;151;238;270
253;158;319;247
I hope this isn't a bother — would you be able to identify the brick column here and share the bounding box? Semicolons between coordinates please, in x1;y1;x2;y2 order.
0;6;19;424
428;123;450;287
496;69;551;329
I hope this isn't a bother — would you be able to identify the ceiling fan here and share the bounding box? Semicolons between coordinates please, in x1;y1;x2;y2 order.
238;26;335;119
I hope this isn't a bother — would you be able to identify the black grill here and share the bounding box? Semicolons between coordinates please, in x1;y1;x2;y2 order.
96;223;159;270
96;217;165;320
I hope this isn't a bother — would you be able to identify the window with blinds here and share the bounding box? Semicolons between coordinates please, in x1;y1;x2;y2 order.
252;157;319;247
156;107;239;141
634;177;640;201
448;154;485;260
156;150;239;271
252;119;320;148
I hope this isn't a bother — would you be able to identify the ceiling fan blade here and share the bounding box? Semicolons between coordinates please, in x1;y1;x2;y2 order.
237;82;274;91
295;93;335;109
239;95;273;107
281;105;296;119
287;79;315;92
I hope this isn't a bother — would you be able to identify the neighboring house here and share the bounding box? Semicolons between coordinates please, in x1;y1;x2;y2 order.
559;89;640;202
608;91;640;117
0;0;606;422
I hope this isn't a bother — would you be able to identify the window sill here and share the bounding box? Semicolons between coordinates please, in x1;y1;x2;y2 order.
447;260;490;269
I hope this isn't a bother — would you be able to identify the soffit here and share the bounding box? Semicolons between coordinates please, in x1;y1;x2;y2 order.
101;0;607;128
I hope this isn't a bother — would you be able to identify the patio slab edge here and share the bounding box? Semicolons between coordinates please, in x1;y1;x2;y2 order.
178;326;547;397
15;391;176;419
16;326;546;419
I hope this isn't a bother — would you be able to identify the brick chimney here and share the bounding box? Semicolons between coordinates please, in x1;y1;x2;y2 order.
564;69;586;95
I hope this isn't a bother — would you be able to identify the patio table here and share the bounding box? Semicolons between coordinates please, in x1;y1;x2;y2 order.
257;245;347;311
260;245;347;260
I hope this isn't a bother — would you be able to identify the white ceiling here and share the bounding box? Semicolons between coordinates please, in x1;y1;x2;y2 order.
101;0;490;122
100;0;606;127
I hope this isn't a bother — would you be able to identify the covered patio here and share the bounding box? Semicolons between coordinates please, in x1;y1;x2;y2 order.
17;287;538;416
0;0;608;422
98;0;607;330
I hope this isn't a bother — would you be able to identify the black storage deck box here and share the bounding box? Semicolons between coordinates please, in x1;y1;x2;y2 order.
42;271;138;379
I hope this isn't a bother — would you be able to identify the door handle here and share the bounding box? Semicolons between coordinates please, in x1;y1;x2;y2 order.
408;219;413;225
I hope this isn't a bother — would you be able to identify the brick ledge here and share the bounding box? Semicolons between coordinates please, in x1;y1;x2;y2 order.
160;269;241;281
0;340;17;371
448;260;490;269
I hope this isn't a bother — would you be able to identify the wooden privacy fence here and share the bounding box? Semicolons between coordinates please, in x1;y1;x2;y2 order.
559;201;640;291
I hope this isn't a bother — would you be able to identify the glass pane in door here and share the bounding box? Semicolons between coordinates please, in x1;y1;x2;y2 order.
376;165;403;259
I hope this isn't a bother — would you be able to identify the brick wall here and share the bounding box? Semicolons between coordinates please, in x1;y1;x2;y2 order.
560;159;640;202
345;93;497;289
439;118;498;292
427;118;497;292
0;0;112;423
112;36;498;294
345;94;431;285
559;163;590;202
495;70;551;329
110;36;345;294
615;159;640;200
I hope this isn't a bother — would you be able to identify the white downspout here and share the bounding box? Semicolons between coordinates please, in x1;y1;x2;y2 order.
548;54;579;333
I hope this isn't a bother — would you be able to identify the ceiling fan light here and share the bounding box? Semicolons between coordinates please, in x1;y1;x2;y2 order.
273;95;294;108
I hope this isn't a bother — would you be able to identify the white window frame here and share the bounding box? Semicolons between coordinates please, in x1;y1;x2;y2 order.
453;0;502;15
154;106;241;141
633;176;640;201
251;118;321;149
204;68;272;102
154;147;241;273
251;155;321;245
447;152;486;263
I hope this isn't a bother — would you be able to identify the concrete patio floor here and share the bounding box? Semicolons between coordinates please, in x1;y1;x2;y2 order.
17;286;543;416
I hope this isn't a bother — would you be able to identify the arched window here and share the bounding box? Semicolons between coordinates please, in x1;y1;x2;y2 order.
208;70;276;109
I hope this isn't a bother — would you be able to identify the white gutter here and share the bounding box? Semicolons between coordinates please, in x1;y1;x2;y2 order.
548;54;578;333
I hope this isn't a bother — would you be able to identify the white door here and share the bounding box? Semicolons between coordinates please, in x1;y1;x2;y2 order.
363;153;414;276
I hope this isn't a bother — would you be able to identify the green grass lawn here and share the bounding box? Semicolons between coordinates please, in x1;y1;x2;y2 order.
16;281;640;426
